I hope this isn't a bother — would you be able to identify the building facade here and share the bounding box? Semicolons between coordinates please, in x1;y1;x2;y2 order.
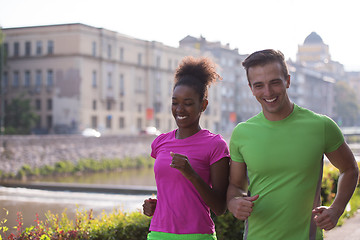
1;23;222;135
179;35;260;134
1;25;358;136
287;62;335;117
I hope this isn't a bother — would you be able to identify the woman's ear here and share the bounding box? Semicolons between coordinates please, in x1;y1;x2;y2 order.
202;99;208;112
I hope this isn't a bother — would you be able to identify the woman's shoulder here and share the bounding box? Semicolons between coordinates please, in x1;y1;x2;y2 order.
152;129;176;145
201;129;228;145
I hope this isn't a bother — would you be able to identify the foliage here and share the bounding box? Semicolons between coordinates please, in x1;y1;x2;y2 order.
1;208;151;240
213;211;244;240
334;81;360;126
1;163;359;239
3;96;39;135
0;28;6;136
1;156;154;181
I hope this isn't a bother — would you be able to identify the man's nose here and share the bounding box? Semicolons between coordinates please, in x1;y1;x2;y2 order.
264;85;273;96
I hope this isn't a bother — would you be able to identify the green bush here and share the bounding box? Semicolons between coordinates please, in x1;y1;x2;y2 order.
1;156;154;181
1;162;359;239
213;211;244;240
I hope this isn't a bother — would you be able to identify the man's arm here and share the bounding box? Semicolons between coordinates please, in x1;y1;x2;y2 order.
313;142;359;230
227;161;259;220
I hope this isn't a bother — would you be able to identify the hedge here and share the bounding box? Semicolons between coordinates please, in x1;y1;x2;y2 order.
1;162;359;240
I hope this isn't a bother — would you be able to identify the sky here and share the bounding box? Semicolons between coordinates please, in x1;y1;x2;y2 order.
1;0;359;71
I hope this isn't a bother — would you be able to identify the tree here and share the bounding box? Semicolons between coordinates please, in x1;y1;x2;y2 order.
0;27;5;135
4;96;39;134
334;81;360;127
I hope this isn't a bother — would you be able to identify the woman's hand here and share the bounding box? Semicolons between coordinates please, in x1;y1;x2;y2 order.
170;152;196;180
143;198;157;216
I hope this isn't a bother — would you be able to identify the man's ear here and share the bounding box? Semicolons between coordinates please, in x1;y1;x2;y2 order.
286;75;290;88
248;83;255;96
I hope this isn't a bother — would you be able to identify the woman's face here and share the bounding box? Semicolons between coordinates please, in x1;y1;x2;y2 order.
171;85;205;130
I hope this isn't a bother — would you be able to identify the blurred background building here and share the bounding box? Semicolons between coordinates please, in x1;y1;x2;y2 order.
1;24;359;136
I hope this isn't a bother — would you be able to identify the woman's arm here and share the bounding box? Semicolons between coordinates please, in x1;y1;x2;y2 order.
170;152;230;216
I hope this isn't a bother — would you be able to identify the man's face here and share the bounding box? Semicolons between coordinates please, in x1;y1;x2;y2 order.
248;61;291;121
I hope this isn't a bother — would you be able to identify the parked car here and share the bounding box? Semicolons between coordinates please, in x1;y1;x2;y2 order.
81;128;101;137
140;126;161;136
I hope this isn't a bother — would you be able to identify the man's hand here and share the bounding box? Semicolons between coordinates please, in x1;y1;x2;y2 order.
143;198;157;217
228;194;259;220
312;206;342;231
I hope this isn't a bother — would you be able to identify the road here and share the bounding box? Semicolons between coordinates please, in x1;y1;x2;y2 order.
324;210;360;240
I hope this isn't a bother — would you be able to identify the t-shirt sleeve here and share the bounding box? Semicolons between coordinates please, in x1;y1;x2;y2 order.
209;135;230;165
229;124;245;163
151;136;160;159
324;116;344;153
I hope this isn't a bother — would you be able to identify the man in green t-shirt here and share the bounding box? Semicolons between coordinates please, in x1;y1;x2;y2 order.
227;49;359;240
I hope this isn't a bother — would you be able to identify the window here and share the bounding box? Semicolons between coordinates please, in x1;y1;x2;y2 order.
14;42;20;57
154;102;162;113
106;115;112;129
119;117;125;129
25;71;31;87
155;77;161;93
119;101;124;111
92;41;96;56
36;70;42;86
2;72;8;88
168;119;172;130
106;100;112;110
92;100;97;110
119;74;124;95
107;72;112;89
91;116;98;129
119;47;124;61
135;77;143;93
47;99;52;110
156;56;161;68
3;43;8;57
137;103;142;113
155;118;160;129
35;99;41;110
47;40;54;54
168;80;173;96
25;41;31;56
107;44;111;59
13;71;20;87
46;115;52;129
168;59;172;70
137;53;142;65
174;60;179;69
47;70;53;86
36;118;41;129
92;71;97;88
36;41;42;55
137;118;142;130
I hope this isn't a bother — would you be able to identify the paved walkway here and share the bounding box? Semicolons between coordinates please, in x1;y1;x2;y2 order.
324;210;360;240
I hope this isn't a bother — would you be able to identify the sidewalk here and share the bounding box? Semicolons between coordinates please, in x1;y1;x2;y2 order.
324;210;360;240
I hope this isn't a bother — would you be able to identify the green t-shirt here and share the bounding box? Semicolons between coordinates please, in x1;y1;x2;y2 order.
230;104;344;240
